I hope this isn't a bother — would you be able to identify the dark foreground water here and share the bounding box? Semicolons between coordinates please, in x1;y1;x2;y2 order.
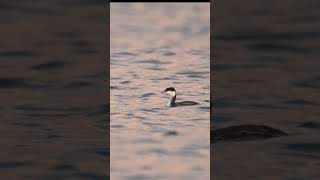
212;0;320;179
0;1;108;179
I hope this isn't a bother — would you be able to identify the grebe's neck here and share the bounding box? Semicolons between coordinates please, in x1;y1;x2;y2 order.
167;92;176;107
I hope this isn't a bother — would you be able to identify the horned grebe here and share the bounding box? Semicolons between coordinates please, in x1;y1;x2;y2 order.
162;87;199;107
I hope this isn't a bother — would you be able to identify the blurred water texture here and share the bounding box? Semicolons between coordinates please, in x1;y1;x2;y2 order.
0;1;107;179
212;1;320;179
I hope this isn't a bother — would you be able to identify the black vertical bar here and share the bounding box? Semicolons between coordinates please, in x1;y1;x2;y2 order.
107;2;111;179
210;1;214;178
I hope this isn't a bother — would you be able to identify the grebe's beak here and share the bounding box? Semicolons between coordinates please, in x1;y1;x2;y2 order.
161;90;166;94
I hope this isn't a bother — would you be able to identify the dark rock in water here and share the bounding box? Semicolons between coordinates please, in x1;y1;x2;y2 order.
211;124;288;143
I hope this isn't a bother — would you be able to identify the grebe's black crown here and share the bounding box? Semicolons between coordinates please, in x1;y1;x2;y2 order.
164;87;175;92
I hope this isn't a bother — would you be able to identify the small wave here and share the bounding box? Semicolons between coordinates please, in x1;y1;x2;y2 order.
136;59;171;65
140;93;156;98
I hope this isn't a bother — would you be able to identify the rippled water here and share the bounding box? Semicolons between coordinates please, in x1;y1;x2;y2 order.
212;1;320;179
111;3;210;180
0;1;107;179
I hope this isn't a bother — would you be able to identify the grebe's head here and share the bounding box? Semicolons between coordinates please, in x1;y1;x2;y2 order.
162;87;176;97
162;87;176;107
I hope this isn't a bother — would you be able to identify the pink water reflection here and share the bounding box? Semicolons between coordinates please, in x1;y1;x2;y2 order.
111;3;210;180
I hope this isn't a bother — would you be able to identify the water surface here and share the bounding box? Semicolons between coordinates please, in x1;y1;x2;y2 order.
0;1;107;179
212;1;320;179
111;3;210;180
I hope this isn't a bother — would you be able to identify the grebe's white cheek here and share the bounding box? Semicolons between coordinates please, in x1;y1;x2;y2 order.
167;91;175;97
